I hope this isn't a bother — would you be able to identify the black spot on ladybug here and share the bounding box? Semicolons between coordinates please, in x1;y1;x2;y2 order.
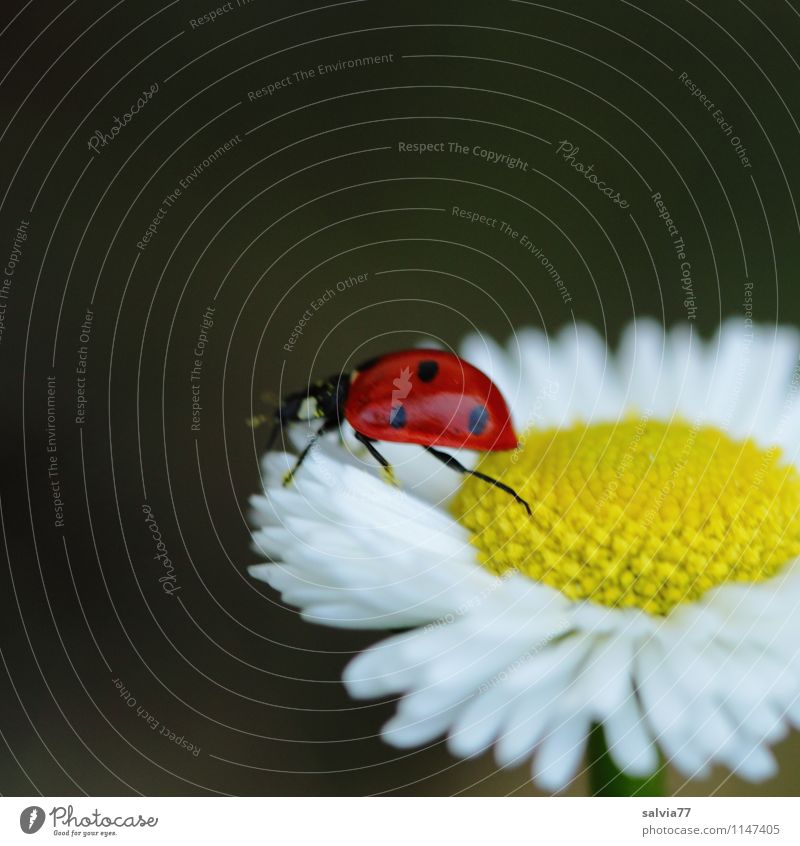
389;404;407;428
468;405;490;435
417;360;439;382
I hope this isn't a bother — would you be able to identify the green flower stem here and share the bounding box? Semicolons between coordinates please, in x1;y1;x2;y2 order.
587;724;665;796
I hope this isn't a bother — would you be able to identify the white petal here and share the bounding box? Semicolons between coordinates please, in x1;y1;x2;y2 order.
703;318;754;425
716;736;777;782
343;629;430;697
491;636;595;766
615;318;668;417
552;323;624;422
382;702;462;748
663;323;710;420
509;329;563;427
602;695;660;777
733;326;800;442
574;634;634;715
447;632;590;760
493;706;553;768
447;692;514;760
533;711;591;792
636;640;711;778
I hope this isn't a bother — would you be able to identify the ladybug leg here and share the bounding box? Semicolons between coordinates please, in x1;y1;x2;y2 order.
423;446;532;516
354;432;398;486
282;418;338;486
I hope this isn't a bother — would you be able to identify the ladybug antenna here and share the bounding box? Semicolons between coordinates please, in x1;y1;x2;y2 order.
423;445;532;516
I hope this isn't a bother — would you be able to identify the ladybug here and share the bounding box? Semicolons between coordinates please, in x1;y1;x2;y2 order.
265;349;531;513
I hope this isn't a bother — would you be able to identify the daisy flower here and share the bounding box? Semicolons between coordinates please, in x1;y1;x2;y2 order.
248;319;800;793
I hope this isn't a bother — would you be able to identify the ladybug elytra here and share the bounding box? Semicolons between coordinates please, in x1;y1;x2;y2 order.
266;349;531;514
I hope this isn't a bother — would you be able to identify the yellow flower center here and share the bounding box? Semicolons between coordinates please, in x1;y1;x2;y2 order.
451;419;800;615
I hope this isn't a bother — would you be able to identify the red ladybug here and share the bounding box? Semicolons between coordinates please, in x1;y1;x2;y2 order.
266;349;530;513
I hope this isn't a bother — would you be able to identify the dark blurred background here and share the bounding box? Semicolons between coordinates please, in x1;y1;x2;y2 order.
1;0;799;795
